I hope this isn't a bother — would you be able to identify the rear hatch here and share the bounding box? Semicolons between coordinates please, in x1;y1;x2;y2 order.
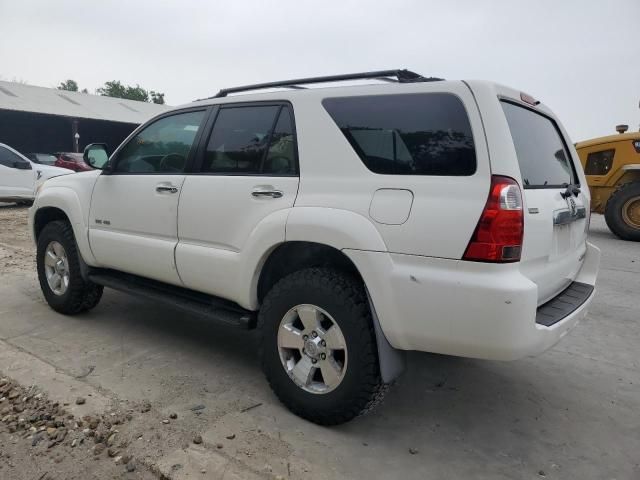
501;100;588;305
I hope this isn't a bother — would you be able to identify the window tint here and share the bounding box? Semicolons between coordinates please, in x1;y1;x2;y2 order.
115;111;205;173
585;149;614;176
322;93;476;175
264;108;296;175
501;102;576;187
0;146;28;168
203;105;295;175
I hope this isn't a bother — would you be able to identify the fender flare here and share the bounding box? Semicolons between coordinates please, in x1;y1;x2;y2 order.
285;207;388;251
33;186;97;266
285;207;405;383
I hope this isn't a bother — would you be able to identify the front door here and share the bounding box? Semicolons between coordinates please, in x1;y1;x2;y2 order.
89;109;207;285
176;104;299;302
0;145;34;199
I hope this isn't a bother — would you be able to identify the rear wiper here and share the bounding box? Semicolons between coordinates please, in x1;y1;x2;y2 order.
560;183;581;198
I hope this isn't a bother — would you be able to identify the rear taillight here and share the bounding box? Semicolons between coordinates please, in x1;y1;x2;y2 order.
463;175;524;263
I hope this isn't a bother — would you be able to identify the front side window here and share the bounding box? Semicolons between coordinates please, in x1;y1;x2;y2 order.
585;149;615;176
322;93;476;175
114;110;205;173
202;105;296;175
501;101;576;187
0;146;28;168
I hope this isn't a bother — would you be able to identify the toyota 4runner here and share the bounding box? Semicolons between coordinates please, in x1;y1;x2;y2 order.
29;70;600;425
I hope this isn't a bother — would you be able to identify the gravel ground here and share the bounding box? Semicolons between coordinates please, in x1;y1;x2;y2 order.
0;376;158;480
0;205;33;274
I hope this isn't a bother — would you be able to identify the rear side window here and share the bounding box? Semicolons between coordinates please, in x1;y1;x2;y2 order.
585;149;614;175
202;105;297;175
501;101;576;188
322;93;476;176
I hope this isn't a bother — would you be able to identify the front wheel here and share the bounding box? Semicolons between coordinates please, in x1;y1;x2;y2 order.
36;220;103;314
604;181;640;241
259;268;387;425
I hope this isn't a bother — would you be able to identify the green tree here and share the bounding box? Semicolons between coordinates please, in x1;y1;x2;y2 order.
97;80;165;104
150;91;165;104
58;79;79;91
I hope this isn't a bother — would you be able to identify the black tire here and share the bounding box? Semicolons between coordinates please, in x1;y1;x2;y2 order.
36;220;103;314
259;268;387;425
604;181;640;241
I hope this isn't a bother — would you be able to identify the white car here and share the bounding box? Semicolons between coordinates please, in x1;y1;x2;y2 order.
29;70;600;425
0;143;71;204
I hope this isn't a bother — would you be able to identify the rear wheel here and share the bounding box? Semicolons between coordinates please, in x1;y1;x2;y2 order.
36;220;103;314
259;268;387;425
604;181;640;241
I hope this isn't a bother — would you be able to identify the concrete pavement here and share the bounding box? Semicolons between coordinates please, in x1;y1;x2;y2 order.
0;210;638;479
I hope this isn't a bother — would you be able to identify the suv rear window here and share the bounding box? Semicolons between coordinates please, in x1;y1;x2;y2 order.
323;93;476;176
501;101;576;188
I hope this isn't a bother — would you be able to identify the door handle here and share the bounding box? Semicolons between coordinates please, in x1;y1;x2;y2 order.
251;188;283;199
156;185;178;193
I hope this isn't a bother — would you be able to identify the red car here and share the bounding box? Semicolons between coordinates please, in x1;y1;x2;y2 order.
54;152;93;172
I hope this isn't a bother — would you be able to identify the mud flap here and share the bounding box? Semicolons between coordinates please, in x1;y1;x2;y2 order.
365;289;406;384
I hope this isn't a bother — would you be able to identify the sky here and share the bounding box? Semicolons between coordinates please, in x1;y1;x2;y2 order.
0;0;638;142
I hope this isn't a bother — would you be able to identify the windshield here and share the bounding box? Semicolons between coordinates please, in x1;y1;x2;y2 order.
501;101;577;188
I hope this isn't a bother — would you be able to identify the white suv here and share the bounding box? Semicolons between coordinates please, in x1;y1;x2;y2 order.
29;70;600;424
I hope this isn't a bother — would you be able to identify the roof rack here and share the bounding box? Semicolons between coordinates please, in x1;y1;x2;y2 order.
210;69;443;98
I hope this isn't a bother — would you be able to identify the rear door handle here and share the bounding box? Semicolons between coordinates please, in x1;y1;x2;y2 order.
156;185;178;193
251;188;283;199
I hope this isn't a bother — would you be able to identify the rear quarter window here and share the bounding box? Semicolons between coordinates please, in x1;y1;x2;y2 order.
322;93;476;176
501;101;577;188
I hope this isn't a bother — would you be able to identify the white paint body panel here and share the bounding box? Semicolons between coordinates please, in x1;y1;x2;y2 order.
29;78;600;362
176;175;299;308
89;174;185;285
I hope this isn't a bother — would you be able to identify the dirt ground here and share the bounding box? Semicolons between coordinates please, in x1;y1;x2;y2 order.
0;205;33;275
0;204;639;480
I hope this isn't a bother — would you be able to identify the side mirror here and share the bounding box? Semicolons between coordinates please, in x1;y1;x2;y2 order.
83;143;111;172
14;160;32;170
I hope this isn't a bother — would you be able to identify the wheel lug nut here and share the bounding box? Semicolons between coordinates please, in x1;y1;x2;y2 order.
311;331;318;338
321;340;326;347
320;353;326;360
311;359;317;364
303;335;308;340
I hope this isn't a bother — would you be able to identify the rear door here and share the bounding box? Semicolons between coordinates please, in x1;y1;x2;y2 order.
501;101;588;304
176;103;299;301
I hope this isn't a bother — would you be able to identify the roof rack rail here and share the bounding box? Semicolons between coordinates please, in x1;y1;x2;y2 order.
210;69;443;98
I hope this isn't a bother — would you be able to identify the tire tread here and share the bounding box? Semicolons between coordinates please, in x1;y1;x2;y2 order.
37;220;103;315
258;267;387;425
604;181;640;241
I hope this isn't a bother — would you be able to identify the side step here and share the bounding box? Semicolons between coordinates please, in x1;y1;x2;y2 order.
88;269;256;329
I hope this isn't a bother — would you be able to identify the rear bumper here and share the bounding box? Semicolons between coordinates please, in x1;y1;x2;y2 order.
345;241;601;361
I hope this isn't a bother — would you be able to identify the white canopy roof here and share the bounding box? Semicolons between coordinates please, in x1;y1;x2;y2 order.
0;81;170;124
